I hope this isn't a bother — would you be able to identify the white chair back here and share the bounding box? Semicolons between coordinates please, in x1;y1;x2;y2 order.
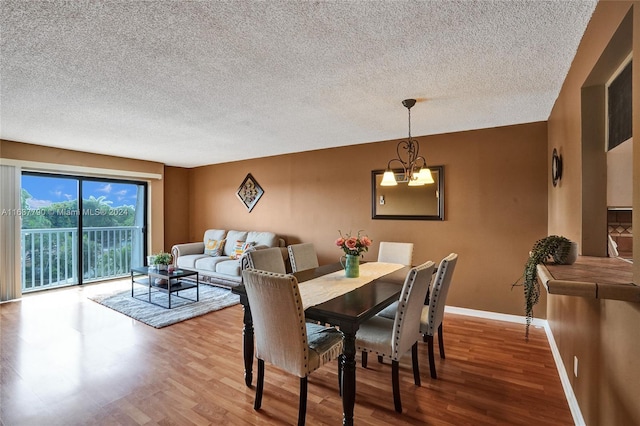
391;261;435;359
423;253;458;335
244;247;286;274
241;269;311;377
377;242;414;266
288;243;319;272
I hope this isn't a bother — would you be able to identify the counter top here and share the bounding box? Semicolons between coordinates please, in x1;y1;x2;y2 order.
537;256;639;302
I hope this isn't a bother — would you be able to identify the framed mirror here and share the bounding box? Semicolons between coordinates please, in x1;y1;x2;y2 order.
371;165;444;220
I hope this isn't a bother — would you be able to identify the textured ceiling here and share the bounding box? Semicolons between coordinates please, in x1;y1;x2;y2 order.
0;1;596;168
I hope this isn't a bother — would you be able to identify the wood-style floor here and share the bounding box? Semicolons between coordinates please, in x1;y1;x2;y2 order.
0;279;573;426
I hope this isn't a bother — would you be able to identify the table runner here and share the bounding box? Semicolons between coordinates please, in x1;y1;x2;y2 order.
299;262;404;308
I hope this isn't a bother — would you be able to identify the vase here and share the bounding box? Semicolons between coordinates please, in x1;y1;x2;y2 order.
340;254;360;278
553;241;579;265
564;242;579;265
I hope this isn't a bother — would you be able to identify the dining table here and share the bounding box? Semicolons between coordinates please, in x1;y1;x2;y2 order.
231;261;410;426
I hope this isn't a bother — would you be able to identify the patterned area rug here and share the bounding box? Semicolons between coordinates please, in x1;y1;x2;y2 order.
89;284;239;328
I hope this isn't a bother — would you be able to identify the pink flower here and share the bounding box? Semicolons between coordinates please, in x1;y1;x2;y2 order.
336;230;372;256
345;237;358;250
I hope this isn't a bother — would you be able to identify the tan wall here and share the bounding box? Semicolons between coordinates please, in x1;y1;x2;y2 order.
164;166;190;250
166;122;548;317
0;139;166;254
547;2;640;425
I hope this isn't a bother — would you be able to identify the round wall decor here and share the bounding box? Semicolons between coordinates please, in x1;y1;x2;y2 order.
551;148;563;187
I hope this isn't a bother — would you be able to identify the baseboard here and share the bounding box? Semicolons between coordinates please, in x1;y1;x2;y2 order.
444;305;584;426
444;305;547;326
542;321;585;426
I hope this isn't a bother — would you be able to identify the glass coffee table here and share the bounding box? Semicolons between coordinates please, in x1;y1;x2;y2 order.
131;266;199;309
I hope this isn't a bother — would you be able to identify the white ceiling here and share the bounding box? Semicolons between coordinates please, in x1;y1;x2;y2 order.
0;1;596;168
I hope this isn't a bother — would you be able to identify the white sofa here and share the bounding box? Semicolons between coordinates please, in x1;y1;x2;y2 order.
171;229;287;288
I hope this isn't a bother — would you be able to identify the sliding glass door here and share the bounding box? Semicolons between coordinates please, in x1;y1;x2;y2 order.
20;172;147;292
21;174;79;290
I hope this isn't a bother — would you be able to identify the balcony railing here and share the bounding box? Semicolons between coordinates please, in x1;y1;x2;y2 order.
21;226;142;293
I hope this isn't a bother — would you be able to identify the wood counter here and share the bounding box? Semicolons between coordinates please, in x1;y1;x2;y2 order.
537;256;639;302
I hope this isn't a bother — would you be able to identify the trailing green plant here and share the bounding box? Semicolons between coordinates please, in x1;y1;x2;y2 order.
513;235;572;339
152;251;172;265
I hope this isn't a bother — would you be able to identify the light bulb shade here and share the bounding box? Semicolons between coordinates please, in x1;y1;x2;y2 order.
413;167;434;185
408;172;424;186
380;170;398;186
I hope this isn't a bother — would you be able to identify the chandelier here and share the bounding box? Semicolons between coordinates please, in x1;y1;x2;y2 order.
380;99;434;186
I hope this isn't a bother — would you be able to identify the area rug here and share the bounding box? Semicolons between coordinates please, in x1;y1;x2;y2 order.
89;285;239;328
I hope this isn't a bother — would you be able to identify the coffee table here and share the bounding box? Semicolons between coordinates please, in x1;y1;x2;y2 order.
131;266;199;309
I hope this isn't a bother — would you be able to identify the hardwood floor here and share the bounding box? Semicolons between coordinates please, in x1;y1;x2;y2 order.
1;280;573;426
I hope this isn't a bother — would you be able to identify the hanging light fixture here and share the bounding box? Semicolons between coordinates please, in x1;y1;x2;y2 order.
380;99;434;186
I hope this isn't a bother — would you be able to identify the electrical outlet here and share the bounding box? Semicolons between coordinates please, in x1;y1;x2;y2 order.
574;356;578;377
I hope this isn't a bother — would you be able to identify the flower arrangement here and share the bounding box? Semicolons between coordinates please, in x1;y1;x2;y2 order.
336;230;372;257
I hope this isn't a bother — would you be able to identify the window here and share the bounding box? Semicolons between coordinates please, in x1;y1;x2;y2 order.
606;56;632;151
20;172;147;292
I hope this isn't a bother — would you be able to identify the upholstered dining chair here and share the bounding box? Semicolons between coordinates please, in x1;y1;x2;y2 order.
377;241;414;266
288;242;319;272
377;252;458;379
241;268;344;426
355;260;435;413
242;247;287;274
420;252;458;379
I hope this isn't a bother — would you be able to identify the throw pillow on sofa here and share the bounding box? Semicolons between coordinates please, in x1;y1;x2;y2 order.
204;238;226;256
223;230;249;256
231;240;256;259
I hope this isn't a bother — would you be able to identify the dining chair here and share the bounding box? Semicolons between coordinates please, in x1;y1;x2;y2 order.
241;268;344;426
288;242;319;272
421;252;458;378
355;260;435;413
377;241;414;266
242;247;287;274
377;253;458;379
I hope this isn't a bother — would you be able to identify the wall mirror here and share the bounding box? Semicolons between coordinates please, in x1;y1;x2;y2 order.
371;165;444;220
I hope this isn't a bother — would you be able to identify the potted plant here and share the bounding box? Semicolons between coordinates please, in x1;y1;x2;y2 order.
152;251;172;270
513;235;577;338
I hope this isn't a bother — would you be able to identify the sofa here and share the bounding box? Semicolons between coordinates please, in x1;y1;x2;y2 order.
171;229;287;288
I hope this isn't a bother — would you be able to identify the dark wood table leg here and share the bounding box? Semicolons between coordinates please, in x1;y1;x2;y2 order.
241;298;254;387
341;328;357;426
